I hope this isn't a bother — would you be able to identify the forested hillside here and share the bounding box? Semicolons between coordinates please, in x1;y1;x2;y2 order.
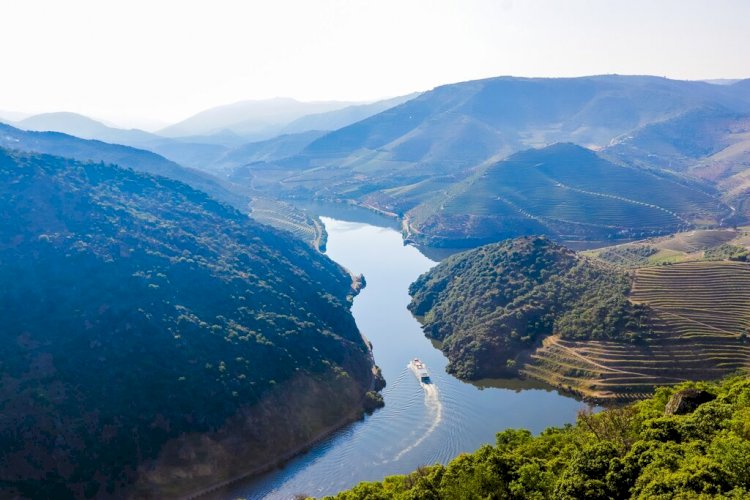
332;376;750;499
408;237;648;380
0;149;378;498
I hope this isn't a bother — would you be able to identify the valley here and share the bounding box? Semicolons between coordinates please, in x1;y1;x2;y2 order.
227;213;583;499
3;73;750;498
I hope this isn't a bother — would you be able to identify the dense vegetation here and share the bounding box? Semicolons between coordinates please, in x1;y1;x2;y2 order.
331;376;750;499
408;237;649;379
0;149;377;498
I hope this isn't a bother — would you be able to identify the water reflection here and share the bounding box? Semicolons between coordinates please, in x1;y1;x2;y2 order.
227;214;585;499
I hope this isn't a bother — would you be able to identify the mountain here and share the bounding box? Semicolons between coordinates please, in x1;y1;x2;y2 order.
17;111;158;145
279;93;420;135
157;98;357;140
0;148;379;498
13;112;236;171
335;375;750;499
0;122;245;210
239;75;750;218
404;143;731;249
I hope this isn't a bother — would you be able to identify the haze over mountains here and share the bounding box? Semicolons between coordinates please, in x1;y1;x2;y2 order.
0;122;246;210
0;147;379;497
223;75;750;247
9;75;750;249
4;94;417;173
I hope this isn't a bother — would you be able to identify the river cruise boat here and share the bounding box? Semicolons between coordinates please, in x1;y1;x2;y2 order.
409;358;431;383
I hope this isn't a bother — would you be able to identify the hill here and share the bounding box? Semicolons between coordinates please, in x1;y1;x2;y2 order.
0;122;246;210
210;130;328;172
0;148;379;498
332;375;750;499
409;236;750;400
583;227;750;267
408;237;648;380
603;106;750;219
405;143;731;249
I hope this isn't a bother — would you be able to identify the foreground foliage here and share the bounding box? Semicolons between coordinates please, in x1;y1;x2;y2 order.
331;376;750;499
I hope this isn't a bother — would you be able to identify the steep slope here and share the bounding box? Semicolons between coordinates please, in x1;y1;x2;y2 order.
210;130;327;172
604;106;750;177
406;143;730;248
604;106;750;221
0;122;246;210
0;149;378;498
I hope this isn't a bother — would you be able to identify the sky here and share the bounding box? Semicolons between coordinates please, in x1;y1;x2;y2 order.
2;0;749;129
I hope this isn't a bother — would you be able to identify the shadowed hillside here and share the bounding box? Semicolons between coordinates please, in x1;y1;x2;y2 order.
0;149;378;498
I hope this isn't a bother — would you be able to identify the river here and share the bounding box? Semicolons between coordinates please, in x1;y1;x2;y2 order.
228;209;586;499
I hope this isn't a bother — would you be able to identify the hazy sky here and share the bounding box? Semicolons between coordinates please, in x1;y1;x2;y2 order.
2;0;749;128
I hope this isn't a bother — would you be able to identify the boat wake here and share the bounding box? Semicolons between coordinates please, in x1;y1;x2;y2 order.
390;380;443;462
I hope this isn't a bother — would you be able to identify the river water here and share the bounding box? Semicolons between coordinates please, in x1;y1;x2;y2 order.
229;211;585;499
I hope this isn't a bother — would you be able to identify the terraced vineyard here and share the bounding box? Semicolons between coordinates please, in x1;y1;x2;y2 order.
249;197;326;250
524;261;750;400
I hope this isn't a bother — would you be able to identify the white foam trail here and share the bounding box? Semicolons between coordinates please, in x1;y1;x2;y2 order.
391;381;443;461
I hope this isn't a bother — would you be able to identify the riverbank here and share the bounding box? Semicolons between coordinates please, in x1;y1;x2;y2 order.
227;216;583;499
173;271;382;500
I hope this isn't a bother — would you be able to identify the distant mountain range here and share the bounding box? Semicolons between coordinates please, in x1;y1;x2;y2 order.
155;95;418;141
230;75;750;248
6;94;418;171
6;75;750;249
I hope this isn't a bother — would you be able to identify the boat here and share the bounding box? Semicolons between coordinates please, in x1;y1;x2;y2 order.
409;358;431;383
